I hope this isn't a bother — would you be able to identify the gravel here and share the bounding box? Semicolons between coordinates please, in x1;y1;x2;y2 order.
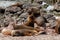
0;33;60;40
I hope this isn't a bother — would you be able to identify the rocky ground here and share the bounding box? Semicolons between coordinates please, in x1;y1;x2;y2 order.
0;1;60;40
0;33;60;40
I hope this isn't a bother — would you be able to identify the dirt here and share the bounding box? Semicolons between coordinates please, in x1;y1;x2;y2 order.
0;33;60;40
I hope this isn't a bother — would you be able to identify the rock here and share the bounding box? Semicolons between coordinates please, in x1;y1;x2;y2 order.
46;27;56;35
11;2;24;9
47;20;56;29
23;3;31;9
37;1;43;4
20;12;28;18
5;6;21;14
48;18;57;28
43;4;54;12
43;14;54;19
43;14;56;22
17;11;22;15
53;2;60;12
34;16;47;26
17;12;28;23
0;7;5;13
53;9;60;12
46;23;51;27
